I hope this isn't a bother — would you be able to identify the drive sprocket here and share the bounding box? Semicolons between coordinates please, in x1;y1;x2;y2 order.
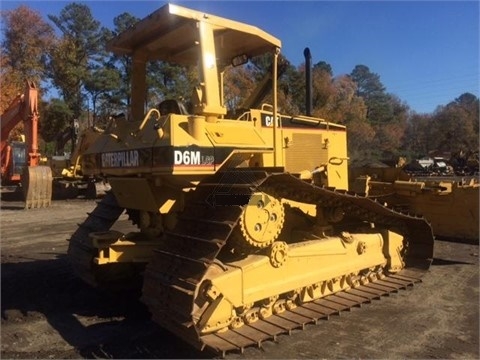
231;188;285;250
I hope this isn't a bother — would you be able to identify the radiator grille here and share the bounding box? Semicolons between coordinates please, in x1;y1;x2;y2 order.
285;133;328;173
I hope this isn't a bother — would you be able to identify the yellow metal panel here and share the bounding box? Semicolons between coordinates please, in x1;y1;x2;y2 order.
205;121;268;146
285;133;327;172
109;177;158;211
211;233;387;307
106;3;281;65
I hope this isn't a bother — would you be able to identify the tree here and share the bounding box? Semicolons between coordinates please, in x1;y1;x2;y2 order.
221;53;293;115
48;3;104;63
0;55;23;114
430;93;479;153
313;61;333;76
280;61;304;115
350;65;385;99
40;98;73;143
1;5;54;111
1;5;55;144
282;59;335;117
1;5;54;85
328;75;367;125
404;113;433;158
349;65;392;124
311;62;335;113
325;76;373;163
346;117;377;164
147;61;197;110
84;66;121;126
47;37;86;120
223;64;255;112
46;3;105;120
103;13;139;114
349;65;411;160
403;92;479;160
374;95;409;157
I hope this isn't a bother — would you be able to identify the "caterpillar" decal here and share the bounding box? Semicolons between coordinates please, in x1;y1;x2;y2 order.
101;150;139;168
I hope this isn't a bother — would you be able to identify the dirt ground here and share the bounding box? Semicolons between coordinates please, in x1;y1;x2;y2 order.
1;190;479;359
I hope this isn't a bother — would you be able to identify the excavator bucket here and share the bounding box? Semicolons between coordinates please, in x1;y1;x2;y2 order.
21;165;53;209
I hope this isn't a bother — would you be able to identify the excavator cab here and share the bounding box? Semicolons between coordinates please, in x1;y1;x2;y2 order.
5;141;26;182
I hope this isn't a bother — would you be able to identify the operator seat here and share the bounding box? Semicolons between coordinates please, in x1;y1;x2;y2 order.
158;99;188;116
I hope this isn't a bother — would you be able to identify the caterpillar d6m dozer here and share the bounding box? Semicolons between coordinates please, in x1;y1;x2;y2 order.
68;3;434;355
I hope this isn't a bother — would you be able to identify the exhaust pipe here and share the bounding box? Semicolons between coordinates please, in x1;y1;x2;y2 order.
304;47;312;117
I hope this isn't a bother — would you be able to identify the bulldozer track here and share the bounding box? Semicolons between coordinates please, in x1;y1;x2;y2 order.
67;192;136;289
199;269;424;356
142;170;434;355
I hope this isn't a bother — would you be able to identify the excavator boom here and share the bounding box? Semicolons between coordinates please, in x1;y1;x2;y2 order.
0;81;52;208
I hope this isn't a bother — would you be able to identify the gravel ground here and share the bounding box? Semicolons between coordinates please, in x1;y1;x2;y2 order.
1;192;478;359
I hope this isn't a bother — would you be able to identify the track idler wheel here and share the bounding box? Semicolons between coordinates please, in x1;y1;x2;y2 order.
232;189;285;250
269;241;288;268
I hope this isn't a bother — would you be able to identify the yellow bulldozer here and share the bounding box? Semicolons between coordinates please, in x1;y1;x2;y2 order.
68;3;434;355
50;126;111;199
350;165;479;241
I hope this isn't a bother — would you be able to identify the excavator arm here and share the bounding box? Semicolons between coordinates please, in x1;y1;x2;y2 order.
1;81;42;165
0;80;52;208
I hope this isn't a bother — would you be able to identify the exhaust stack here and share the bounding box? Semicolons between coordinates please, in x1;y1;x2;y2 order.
304;47;312;117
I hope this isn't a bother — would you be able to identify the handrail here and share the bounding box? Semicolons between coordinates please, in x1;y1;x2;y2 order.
138;108;161;131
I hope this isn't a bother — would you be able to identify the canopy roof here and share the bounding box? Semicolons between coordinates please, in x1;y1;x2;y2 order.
107;3;281;66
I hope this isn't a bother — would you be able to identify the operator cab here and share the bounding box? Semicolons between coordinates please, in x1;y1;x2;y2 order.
106;3;281;123
158;99;189;116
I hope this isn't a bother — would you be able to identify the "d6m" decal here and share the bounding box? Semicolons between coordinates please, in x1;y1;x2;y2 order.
173;150;215;166
174;150;201;165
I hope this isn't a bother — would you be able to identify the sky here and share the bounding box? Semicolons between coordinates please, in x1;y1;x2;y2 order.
1;0;479;114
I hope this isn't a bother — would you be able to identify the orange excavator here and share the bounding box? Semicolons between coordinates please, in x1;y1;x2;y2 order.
0;80;52;208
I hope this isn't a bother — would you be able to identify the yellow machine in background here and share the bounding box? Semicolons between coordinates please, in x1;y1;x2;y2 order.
350;166;479;241
51;126;111;199
68;4;434;354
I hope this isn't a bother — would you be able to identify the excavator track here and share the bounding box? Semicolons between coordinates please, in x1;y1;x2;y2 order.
142;170;434;355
